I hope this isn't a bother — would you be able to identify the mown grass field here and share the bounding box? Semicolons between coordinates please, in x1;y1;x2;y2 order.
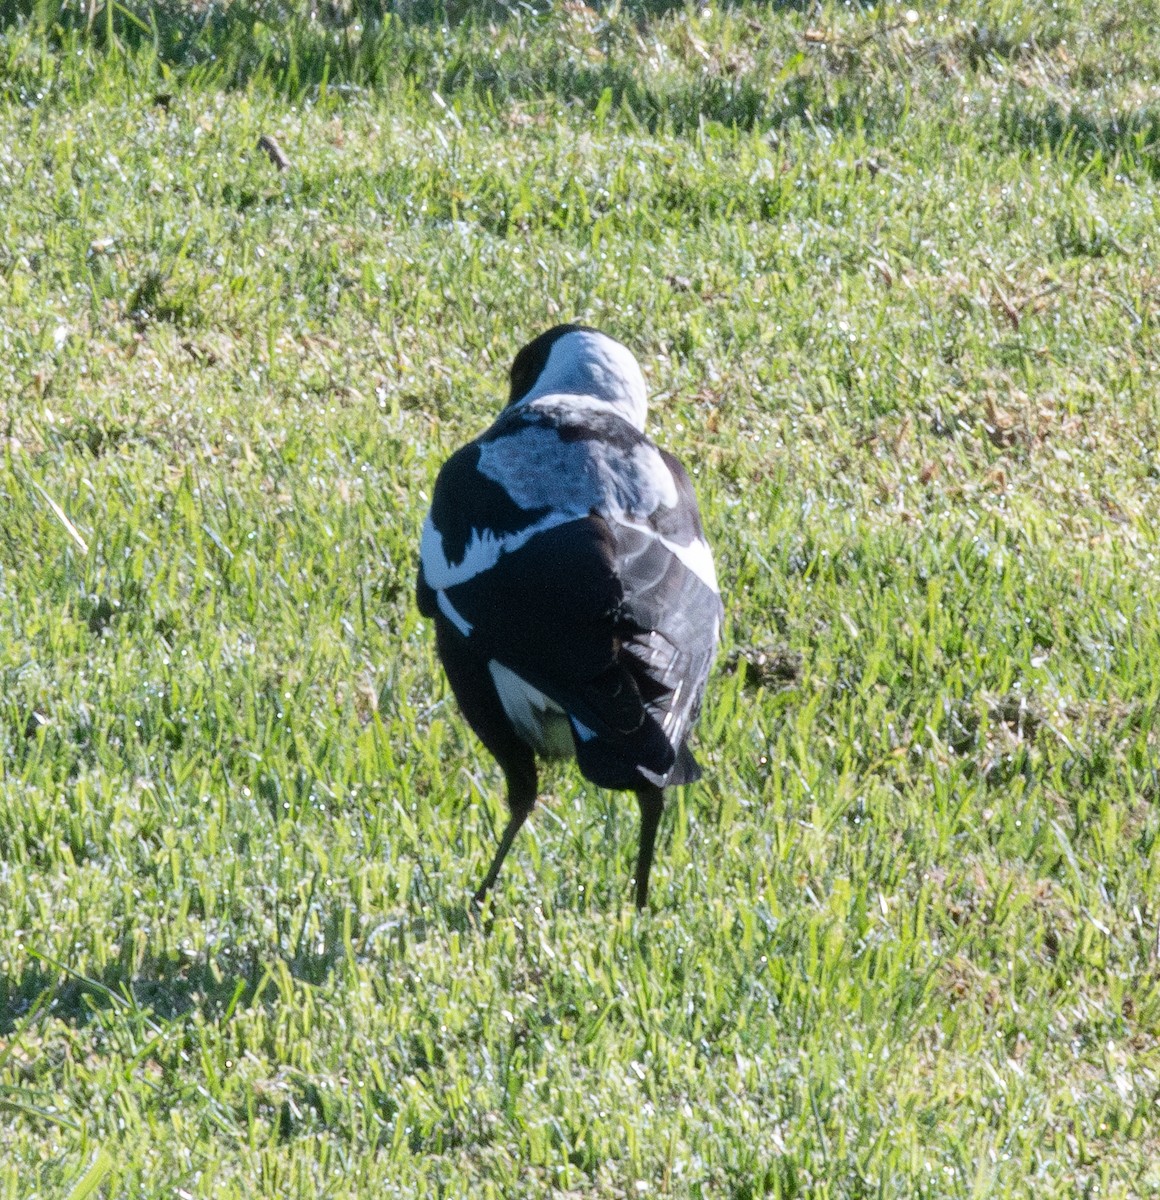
1;0;1159;1194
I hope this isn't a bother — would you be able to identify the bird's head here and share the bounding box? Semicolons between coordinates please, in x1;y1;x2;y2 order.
507;324;649;431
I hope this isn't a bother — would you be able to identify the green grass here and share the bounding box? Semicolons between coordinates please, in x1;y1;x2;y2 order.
1;0;1159;1194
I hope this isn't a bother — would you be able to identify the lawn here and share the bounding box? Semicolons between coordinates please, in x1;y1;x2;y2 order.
1;0;1159;1194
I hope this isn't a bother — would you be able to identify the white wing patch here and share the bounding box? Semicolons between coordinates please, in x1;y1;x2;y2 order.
420;510;573;591
488;661;576;759
664;535;719;593
436;590;473;636
619;520;720;593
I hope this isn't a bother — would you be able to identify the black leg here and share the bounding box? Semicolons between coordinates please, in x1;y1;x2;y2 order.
432;619;541;905
473;755;537;905
634;784;665;909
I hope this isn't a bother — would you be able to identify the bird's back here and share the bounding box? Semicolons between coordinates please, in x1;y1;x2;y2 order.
419;391;721;790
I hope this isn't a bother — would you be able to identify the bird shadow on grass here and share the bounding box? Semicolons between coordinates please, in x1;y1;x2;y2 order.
1;951;274;1036
0;896;487;1039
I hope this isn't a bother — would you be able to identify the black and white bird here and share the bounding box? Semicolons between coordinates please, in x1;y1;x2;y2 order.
416;324;722;908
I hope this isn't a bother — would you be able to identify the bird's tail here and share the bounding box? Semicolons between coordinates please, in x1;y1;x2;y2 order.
664;742;702;787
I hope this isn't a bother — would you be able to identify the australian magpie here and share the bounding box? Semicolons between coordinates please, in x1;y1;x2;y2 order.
416;324;722;908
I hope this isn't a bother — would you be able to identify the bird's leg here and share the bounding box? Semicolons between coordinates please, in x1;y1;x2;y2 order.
473;808;531;904
473;759;537;905
634;784;665;909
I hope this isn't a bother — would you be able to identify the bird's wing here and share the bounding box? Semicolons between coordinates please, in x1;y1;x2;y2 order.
599;450;722;785
419;415;720;788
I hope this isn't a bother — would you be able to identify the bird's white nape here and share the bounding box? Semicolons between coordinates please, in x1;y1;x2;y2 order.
514;329;649;431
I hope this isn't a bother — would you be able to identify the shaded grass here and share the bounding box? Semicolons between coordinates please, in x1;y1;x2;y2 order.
1;0;1160;1196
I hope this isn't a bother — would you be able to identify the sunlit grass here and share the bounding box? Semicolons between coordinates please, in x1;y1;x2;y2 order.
1;0;1159;1195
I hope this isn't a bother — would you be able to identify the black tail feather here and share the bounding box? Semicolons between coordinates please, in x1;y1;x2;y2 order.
666;741;702;786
